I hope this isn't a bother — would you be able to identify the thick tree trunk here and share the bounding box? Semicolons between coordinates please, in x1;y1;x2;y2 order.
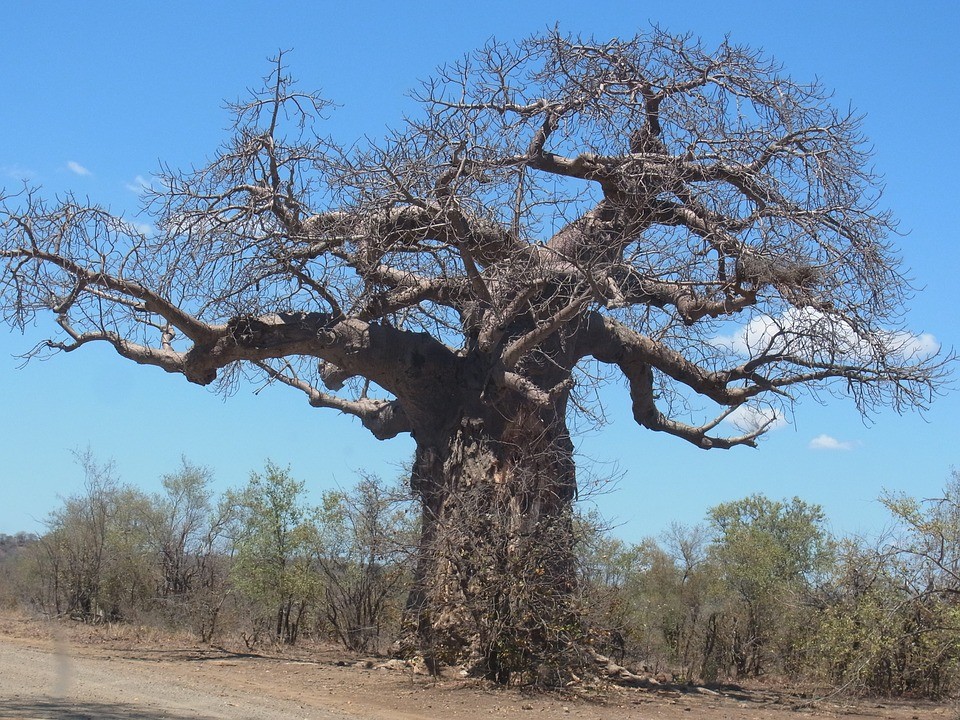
398;402;581;685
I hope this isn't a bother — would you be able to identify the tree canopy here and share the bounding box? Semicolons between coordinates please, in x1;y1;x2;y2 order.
0;28;945;450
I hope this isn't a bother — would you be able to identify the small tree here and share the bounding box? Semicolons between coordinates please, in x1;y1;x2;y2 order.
147;459;231;640
575;511;637;661
315;473;415;653
870;474;960;695
709;495;834;677
807;536;909;696
651;523;725;681
35;452;156;621
882;471;960;598
0;532;39;609
226;461;317;645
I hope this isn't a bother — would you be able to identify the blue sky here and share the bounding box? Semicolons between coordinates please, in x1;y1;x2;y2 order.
1;1;958;543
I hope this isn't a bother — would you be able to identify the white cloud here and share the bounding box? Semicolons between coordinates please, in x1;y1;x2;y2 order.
0;164;37;181
712;308;939;364
809;434;855;451
882;331;940;360
117;220;155;238
66;161;91;177
724;404;787;433
124;174;153;194
131;221;155;237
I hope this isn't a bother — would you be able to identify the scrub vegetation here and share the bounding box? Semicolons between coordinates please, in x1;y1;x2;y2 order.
3;459;960;698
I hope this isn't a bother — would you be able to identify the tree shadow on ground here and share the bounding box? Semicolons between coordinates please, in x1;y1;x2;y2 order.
0;698;214;720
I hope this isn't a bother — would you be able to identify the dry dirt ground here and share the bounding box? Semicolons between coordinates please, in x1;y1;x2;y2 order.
0;614;953;720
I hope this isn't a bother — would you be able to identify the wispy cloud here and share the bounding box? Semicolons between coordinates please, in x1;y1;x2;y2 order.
124;174;153;194
130;221;155;237
809;434;856;451
66;160;92;177
117;219;156;238
896;332;940;357
712;308;940;364
724;404;787;433
0;164;37;181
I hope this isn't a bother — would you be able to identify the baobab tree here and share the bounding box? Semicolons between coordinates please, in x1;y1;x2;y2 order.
0;29;947;681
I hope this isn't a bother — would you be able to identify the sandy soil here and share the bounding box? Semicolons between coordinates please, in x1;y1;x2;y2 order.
0;614;952;720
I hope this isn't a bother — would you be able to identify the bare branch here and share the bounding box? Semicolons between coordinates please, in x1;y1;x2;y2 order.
255;361;411;439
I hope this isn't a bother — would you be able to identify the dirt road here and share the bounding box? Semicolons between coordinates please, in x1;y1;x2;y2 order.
0;615;952;720
0;636;356;720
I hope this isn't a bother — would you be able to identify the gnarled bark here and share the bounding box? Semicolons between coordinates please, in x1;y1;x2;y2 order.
399;401;579;684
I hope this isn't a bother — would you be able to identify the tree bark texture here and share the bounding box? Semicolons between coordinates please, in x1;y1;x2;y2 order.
400;403;580;684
